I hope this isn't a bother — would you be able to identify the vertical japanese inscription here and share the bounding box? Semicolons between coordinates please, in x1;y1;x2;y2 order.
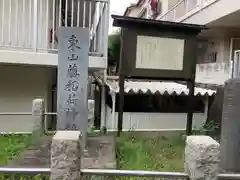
57;28;89;133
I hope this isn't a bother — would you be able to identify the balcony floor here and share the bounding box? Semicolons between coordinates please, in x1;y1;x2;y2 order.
181;0;240;26
0;50;107;70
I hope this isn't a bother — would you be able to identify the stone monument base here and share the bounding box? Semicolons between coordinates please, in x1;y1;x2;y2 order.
5;134;116;169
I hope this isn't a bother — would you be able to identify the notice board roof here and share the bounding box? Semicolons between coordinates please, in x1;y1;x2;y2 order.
106;80;216;96
112;15;206;34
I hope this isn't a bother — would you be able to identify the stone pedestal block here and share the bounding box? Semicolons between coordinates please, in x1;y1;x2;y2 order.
51;131;82;180
185;135;220;180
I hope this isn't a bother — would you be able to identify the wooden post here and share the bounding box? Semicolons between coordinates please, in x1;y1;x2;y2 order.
186;39;197;136
186;80;195;135
117;30;125;137
117;74;125;137
93;83;100;129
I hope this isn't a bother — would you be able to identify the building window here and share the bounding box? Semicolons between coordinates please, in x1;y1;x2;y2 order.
106;94;205;113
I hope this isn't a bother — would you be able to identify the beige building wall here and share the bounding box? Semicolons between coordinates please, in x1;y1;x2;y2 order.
197;28;240;64
0;65;53;133
127;7;142;17
195;28;240;85
106;102;208;131
160;0;179;14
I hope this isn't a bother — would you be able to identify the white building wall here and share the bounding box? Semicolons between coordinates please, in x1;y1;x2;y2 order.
128;7;142;17
195;29;240;85
178;0;240;25
160;0;169;15
195;62;232;85
106;102;208;131
0;65;52;133
161;0;179;13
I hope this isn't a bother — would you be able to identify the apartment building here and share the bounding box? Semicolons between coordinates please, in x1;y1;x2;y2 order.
0;0;109;133
124;0;240;86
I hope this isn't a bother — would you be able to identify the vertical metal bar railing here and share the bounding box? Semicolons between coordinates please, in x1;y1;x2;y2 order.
33;0;38;51
0;0;109;58
1;0;5;45
8;0;12;45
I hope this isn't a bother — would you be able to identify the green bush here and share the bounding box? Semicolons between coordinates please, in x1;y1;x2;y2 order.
200;120;220;141
0;174;49;180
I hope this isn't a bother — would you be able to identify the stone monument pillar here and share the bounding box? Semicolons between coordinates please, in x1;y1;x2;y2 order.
57;27;89;149
220;78;240;172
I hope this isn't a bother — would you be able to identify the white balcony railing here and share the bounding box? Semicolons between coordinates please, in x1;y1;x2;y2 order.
195;62;232;85
0;0;109;57
158;0;218;22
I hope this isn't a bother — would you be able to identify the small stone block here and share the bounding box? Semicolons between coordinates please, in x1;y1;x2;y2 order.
51;131;82;180
185;135;220;180
32;99;45;142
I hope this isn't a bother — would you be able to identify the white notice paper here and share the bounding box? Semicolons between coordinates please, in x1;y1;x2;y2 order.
136;36;184;70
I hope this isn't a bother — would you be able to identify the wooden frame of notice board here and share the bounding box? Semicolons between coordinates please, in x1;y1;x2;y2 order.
111;15;206;136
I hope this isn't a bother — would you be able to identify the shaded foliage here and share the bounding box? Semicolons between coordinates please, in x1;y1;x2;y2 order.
108;33;121;72
203;86;223;140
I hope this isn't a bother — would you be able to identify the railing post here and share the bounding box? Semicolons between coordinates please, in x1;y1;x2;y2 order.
33;0;38;52
185;136;220;180
51;131;82;180
230;61;233;78
173;9;176;21
32;99;45;142
98;3;104;54
103;0;109;58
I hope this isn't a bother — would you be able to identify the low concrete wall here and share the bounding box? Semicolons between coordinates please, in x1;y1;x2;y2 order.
106;106;208;132
106;130;186;138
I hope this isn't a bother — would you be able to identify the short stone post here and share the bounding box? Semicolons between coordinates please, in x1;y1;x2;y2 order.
88;99;95;133
32;99;45;142
51;131;82;180
185;135;220;180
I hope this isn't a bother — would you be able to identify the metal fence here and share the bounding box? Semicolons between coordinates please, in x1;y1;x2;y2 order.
0;0;109;55
158;0;218;22
0;168;239;180
0;110;94;134
0;168;190;180
0;111;56;134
